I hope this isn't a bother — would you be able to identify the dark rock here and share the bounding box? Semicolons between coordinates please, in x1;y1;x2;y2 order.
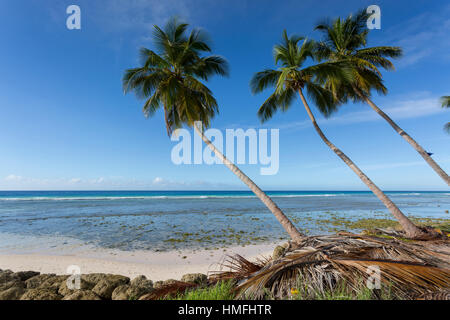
127;285;153;300
112;282;154;301
92;275;129;299
38;275;68;293
0;270;19;284
59;278;95;297
153;278;178;289
20;289;62;300
130;275;153;289
0;286;26;300
82;273;109;285
0;279;25;292
25;274;56;289
62;290;101;300
111;285;130;300
181;273;207;284
15;271;40;281
272;245;286;260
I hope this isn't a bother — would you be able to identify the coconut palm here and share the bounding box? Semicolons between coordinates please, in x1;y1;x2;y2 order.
251;30;429;239
314;10;450;186
441;96;450;133
123;18;304;243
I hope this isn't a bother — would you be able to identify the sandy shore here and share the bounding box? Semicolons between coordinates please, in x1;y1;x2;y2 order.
0;243;276;281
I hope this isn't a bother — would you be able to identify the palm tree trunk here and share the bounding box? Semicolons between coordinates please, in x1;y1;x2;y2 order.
362;95;450;186
163;105;171;136
297;89;426;239
193;123;304;243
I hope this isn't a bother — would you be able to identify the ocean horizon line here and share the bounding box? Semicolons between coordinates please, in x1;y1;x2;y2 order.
0;190;448;202
0;189;448;192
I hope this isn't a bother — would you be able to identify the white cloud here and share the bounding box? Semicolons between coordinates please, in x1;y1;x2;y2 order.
361;160;428;171
91;177;105;184
152;177;164;184
4;174;24;182
382;4;450;67
0;174;239;190
92;0;192;33
306;157;450;173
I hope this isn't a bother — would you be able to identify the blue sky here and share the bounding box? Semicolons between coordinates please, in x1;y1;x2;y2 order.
0;0;449;191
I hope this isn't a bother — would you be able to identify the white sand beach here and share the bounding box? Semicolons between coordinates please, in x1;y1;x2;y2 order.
0;243;276;281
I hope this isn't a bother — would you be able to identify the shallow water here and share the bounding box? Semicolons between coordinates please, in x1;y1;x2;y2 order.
0;191;448;252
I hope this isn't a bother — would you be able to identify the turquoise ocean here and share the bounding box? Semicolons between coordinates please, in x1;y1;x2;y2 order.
0;190;448;252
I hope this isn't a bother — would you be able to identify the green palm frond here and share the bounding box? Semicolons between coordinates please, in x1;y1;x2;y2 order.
187;55;229;80
142;90;161;118
441;96;450;108
139;48;171;68
257;93;282;123
305;82;338;117
445;123;450;133
250;69;282;94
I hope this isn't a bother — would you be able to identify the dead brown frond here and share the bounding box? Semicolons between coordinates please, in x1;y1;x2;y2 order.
415;289;450;300
139;281;199;300
212;233;450;300
330;258;450;298
209;254;268;282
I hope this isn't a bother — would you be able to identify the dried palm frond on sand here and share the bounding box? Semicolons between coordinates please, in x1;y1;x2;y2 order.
211;232;450;300
142;232;449;300
140;280;199;300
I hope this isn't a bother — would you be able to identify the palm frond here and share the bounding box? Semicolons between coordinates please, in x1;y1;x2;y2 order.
250;69;282;94
213;233;450;300
257;93;280;123
140;281;200;300
139;48;170;68
189;55;229;80
304;82;339;117
441;96;450;108
209;254;267;282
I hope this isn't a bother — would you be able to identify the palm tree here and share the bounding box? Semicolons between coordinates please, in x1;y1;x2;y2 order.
441;96;450;133
251;30;429;239
123;18;304;243
314;10;450;186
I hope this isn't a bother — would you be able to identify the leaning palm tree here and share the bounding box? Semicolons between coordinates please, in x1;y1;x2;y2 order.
123;18;304;243
441;96;450;133
251;30;431;239
315;10;450;186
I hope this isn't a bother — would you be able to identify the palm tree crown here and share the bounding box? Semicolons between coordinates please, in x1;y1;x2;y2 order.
250;31;350;121
123;18;229;135
314;10;402;101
